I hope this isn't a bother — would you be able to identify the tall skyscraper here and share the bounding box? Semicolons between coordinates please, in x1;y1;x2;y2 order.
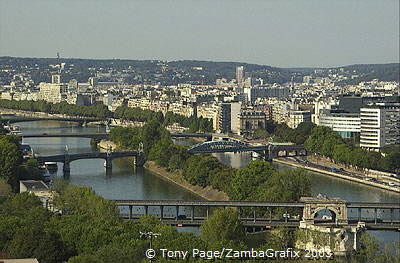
236;66;244;85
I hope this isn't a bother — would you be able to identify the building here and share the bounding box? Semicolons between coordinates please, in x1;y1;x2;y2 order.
248;87;290;102
239;110;266;137
38;82;67;103
38;74;68;103
230;102;241;134
319;111;361;138
20;180;53;208
51;74;61;84
89;77;98;87
217;103;231;133
217;102;241;134
287;110;311;129
360;103;400;149
236;66;244;85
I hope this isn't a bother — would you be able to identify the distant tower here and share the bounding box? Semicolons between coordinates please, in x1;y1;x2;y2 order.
52;74;61;84
57;52;60;60
236;66;244;85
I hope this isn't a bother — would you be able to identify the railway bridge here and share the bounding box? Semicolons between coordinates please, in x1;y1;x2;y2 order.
114;197;400;230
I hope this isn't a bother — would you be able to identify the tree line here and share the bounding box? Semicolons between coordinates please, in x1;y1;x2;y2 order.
0;99;112;119
0;100;213;133
0;135;42;193
259;122;399;173
305;126;400;173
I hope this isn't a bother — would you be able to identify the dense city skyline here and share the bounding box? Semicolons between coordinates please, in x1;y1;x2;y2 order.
0;0;399;68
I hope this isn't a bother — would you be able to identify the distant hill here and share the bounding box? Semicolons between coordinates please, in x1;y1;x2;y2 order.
0;57;399;85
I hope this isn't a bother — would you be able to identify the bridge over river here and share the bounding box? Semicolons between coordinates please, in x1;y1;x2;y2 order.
114;198;400;231
188;141;307;161
37;151;144;173
18;132;212;140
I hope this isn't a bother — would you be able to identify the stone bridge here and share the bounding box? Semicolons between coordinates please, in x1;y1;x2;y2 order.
37;151;144;173
19;133;109;140
1;116;106;125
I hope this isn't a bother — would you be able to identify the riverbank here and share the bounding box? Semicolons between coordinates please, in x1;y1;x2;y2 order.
273;158;400;194
144;161;229;201
98;140;118;150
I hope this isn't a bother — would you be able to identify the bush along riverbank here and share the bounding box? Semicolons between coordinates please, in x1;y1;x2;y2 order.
109;120;312;204
144;161;229;201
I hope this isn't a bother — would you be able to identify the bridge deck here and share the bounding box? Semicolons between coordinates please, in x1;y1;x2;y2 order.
114;200;400;209
114;200;305;208
119;215;400;230
19;133;109;139
37;151;139;163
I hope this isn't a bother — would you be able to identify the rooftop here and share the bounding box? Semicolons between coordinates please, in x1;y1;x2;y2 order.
20;180;49;192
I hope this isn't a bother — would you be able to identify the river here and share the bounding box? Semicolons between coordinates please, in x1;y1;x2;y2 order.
18;120;399;246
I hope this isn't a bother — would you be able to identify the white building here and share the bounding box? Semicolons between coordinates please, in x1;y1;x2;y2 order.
319;112;361;138
360;103;400;149
38;82;67;103
287;110;311;129
230;102;241;134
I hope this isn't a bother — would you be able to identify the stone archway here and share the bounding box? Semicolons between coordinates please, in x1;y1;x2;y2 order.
301;195;348;225
312;207;339;223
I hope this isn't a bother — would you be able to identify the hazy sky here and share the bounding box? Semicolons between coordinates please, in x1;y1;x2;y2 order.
0;0;399;67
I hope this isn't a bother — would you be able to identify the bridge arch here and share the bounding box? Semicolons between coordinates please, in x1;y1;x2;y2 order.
301;196;348;225
312;207;339;222
188;140;250;154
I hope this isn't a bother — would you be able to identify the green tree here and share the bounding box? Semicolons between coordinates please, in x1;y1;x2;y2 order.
253;127;270;140
0;178;12;196
54;185;119;219
260;168;311;203
230;160;277;200
0;135;22;190
200;208;245;247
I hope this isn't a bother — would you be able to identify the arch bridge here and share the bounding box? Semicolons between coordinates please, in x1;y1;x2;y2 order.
187;141;307;160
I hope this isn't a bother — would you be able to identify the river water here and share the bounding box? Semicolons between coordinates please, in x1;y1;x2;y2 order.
18;120;399;246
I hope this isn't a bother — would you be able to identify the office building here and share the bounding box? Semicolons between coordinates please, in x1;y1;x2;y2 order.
360;103;400;149
319;111;361;138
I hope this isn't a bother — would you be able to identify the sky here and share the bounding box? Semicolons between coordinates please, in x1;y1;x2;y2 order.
0;0;399;68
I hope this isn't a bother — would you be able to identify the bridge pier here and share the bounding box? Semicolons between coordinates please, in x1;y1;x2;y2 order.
105;157;112;170
63;161;70;174
134;154;145;167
